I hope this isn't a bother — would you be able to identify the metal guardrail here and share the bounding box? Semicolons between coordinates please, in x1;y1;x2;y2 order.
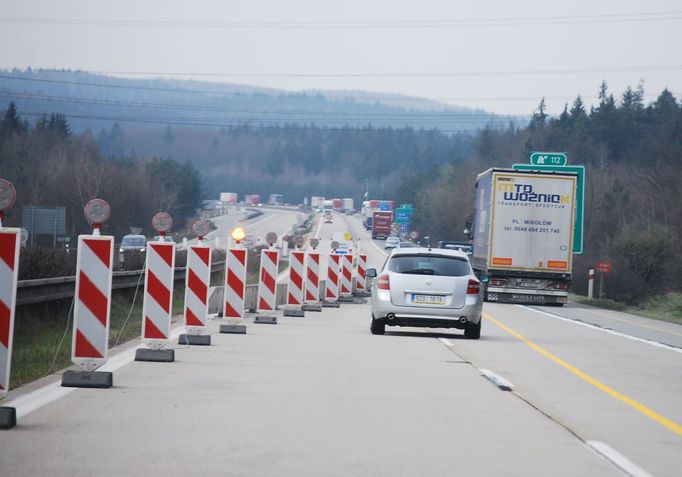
16;261;227;306
207;280;330;314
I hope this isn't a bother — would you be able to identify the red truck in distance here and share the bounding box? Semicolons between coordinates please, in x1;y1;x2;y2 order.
372;211;393;239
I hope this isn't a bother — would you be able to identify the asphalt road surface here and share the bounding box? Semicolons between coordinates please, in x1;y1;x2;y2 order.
1;211;680;476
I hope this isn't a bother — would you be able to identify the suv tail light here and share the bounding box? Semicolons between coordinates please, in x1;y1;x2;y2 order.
467;278;481;295
377;274;390;290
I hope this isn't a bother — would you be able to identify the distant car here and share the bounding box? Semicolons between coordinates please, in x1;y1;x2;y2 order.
438;240;473;256
396;241;419;248
366;248;483;338
324;216;333;224
384;236;400;249
119;234;146;253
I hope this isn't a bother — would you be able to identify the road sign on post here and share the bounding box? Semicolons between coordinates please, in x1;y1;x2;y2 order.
512;163;585;254
530;152;568;166
595;261;612;273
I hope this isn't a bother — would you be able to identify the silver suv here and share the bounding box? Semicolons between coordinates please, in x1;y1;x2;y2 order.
367;248;483;338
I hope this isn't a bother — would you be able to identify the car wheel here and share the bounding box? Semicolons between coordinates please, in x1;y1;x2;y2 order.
370;316;385;335
464;319;481;339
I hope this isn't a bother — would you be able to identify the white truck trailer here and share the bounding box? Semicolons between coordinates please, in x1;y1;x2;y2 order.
471;168;578;305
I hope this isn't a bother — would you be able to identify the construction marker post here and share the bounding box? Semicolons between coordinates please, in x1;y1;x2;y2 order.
323;245;341;308
355;254;369;296
136;213;176;362
179;220;212;346
63;199;114;389
255;232;279;324
0;179;19;428
221;226;248;334
283;236;306;317
587;269;594;299
338;253;355;303
303;238;322;312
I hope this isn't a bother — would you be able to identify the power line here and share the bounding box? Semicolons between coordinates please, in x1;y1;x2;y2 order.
1;11;681;28
87;64;682;78
17;110;505;134
0;90;528;120
2;74;676;108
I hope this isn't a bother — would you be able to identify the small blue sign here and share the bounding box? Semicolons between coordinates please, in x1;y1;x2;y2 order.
400;223;409;234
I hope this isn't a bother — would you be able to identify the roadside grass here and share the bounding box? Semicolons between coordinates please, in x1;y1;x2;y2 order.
569;292;682;325
10;282;188;390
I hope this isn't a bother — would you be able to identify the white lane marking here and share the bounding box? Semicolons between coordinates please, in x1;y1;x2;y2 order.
479;369;515;391
436;336;514;391
438;337;454;347
586;441;653;477
5;326;186;419
520;305;682;355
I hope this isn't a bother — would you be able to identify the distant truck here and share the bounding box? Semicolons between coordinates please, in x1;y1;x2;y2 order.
371;211;393;239
332;198;343;210
323;199;334;215
363;199;394;229
219;192;238;205
268;193;284;206
342;198;354;212
471;168;578;306
244;194;261;206
311;196;325;209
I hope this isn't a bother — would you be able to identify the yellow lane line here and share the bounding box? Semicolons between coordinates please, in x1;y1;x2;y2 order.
483;311;682;437
584;308;682;338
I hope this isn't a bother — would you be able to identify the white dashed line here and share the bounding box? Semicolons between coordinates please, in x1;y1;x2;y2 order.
586;441;653;477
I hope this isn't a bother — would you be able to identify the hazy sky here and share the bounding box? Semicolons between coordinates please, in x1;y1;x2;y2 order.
1;0;681;115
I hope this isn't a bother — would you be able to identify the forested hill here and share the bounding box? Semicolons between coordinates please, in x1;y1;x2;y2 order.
0;69;520;132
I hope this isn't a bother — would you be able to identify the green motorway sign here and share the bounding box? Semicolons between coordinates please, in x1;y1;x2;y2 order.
512;164;585;254
530;152;568;166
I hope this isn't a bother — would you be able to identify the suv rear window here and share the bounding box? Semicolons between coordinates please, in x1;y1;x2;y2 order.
388;254;470;277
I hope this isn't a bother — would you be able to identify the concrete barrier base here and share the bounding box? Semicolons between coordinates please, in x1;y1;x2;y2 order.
0;407;17;430
302;304;322;312
61;370;113;388
134;348;175;363
254;315;278;324
338;296;355;303
322;301;340;308
178;334;211;346
283;309;305;317
220;324;247;334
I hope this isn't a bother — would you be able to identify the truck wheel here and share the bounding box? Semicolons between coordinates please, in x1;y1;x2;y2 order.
370;316;385;335
464;320;481;339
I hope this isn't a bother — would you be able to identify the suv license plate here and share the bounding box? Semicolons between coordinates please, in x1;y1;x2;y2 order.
411;294;445;305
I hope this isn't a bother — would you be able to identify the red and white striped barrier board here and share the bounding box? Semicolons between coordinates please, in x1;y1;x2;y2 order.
225;248;247;319
184;244;211;331
257;250;279;312
305;252;320;303
325;253;340;301
0;229;20;395
71;235;114;371
287;250;306;306
340;254;354;296
355;254;367;292
142;241;175;346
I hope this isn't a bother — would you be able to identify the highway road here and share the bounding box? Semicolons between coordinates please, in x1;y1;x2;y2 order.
1;210;681;476
201;206;305;248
